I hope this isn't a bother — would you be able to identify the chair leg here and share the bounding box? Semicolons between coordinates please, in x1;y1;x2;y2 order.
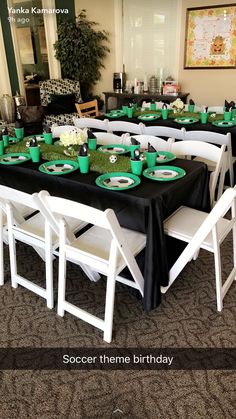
103;273;116;343
228;156;234;187
213;238;223;311
80;263;101;282
57;247;67;318
103;241;117;343
45;223;54;309
193;249;200;260
8;231;18;289
233;209;236;281
0;211;4;286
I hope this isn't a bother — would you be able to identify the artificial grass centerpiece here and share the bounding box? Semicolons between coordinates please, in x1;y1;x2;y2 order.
133;109;224;121
8;140;131;174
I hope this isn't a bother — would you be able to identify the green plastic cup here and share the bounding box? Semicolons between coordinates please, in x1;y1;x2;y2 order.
43;132;53;144
2;135;9;146
88;137;97;150
122;105;128;115
188;104;195;112
14;127;24;140
231;108;236;119
78;155;89;173
151;103;156;111
200;112;208;124
29;146;40;163
130;144;140;158
161;108;169;120
127;107;134;118
130;159;143;176
224;111;232;122
145;151;157;168
0;141;4;156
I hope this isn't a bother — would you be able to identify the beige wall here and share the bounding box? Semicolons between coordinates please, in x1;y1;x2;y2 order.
75;0;236;106
75;0;116;99
179;0;236;105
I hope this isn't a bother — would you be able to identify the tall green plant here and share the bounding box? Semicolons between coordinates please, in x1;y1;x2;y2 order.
54;10;110;99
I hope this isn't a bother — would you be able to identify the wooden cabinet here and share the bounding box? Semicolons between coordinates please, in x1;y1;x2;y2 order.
103;91;189;112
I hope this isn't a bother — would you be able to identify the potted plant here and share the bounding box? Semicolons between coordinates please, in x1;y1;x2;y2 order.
54;10;110;103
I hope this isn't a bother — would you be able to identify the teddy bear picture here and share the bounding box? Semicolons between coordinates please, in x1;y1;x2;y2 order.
210;35;226;55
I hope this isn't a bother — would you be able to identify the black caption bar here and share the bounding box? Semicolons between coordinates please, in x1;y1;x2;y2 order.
0;348;236;370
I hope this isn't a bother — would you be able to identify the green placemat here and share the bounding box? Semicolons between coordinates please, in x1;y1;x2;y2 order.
8;140;131;174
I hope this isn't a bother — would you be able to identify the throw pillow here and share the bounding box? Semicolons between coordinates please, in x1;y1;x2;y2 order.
46;93;76;115
18;105;44;123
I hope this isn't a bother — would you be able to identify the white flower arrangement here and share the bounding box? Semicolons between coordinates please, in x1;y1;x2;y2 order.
60;128;88;147
171;98;185;113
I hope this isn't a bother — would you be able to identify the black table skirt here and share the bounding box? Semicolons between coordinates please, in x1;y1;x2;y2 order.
0;158;209;311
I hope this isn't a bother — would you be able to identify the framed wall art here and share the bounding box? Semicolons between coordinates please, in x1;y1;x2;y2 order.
184;4;236;68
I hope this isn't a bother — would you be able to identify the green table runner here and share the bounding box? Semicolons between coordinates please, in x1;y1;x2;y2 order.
6;140;131;174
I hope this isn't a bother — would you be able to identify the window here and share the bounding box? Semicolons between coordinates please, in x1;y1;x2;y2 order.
122;0;180;86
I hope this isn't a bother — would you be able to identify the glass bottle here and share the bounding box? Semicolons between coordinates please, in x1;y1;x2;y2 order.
0;94;15;123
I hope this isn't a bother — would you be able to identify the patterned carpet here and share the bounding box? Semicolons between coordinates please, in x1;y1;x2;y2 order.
0;234;235;418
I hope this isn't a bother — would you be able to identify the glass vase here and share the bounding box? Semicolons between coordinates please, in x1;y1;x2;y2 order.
0;94;15;123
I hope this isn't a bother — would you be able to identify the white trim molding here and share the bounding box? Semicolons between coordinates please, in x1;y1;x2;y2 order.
42;0;61;79
114;0;123;72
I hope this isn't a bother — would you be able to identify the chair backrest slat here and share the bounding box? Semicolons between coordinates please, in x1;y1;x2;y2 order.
184;130;231;147
108;121;144;135
51;125;76;138
130;134;174;151
143;125;185;139
73;117;109;132
0;185;38;211
93;132;122;145
75;100;99;118
38;192;111;230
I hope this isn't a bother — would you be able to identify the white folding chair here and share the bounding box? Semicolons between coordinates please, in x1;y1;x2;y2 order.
107;120;145;135
1;186;98;308
51;125;76;138
0;190;44;286
143;125;186;139
73;117;109;132
208;106;224;113
37;192;146;343
170;141;226;207
93;132;123;145
124;134;174;151
162;187;236;311
184;131;234;190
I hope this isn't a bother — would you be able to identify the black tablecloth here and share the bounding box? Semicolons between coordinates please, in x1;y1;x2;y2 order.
0;158;209;311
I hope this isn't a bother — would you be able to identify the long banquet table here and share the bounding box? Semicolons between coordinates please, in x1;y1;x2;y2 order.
0;156;210;311
99;114;236;156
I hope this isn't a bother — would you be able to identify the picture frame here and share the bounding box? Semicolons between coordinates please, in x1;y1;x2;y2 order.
184;4;236;69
